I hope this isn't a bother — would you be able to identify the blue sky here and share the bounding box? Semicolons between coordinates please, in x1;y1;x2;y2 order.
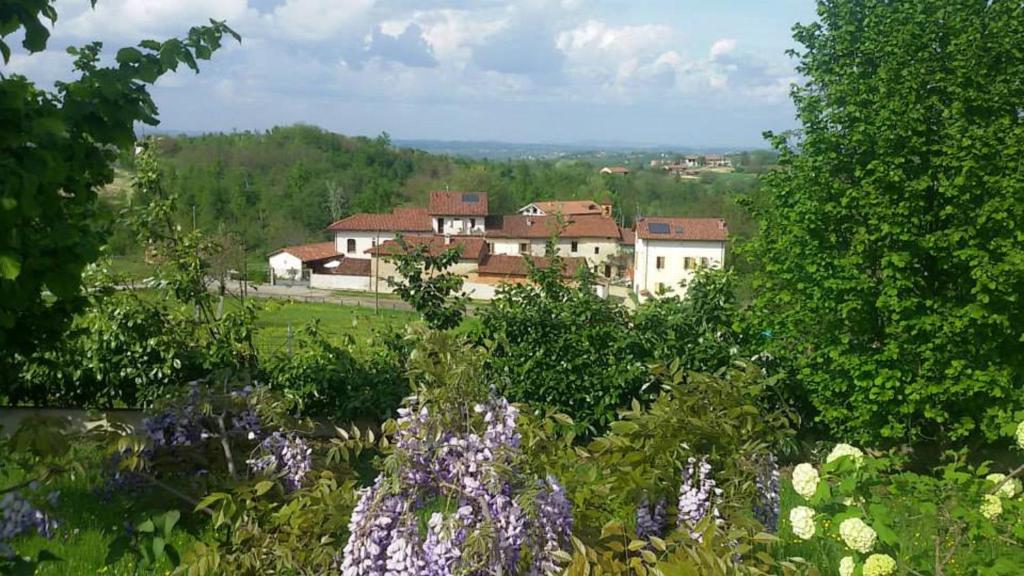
5;0;817;147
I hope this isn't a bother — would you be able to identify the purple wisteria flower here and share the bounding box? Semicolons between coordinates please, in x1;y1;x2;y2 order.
635;496;667;540
246;432;312;492
753;454;780;532
0;491;58;557
339;396;573;576
677;456;722;541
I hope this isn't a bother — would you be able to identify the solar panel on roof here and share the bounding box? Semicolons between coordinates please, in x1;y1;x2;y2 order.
462;193;480;203
647;222;670;234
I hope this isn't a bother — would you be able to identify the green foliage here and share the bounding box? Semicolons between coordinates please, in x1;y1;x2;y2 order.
633;268;746;371
0;1;237;383
479;250;649;434
385;235;469;330
744;0;1024;446
106;510;182;570
262;322;408;423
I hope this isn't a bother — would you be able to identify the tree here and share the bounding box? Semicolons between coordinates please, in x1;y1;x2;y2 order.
744;0;1024;447
385;235;469;330
0;2;238;383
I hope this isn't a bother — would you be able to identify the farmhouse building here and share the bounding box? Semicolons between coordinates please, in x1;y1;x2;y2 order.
632;217;728;301
269;191;727;302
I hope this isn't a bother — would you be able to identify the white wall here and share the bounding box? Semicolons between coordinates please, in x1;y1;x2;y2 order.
310;273;372;291
633;238;725;301
269;252;302;280
334;231;395;259
490;238;621;270
432;216;485;235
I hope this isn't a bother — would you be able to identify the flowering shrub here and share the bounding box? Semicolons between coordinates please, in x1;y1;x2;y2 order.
339;396;574;575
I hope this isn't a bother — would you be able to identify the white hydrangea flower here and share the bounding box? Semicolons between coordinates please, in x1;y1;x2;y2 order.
863;554;896;576
839;556;855;576
788;506;816;540
1016;420;1024;450
985;473;1021;498
980;494;1002;520
839;517;877;553
791;463;819;500
826;443;864;467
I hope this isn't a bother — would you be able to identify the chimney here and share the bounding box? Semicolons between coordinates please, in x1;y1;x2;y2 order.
600;203;613;218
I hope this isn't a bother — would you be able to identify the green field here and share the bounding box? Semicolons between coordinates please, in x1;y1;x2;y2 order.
250;299;416;355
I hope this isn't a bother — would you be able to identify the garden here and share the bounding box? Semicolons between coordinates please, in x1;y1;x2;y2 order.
4;1;1024;575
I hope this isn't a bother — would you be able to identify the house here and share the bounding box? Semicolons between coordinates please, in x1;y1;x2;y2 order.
518;200;611;218
267;242;343;283
429;191;488;235
599;166;630;175
485;214;627;270
705;154;732;168
272;188;728;302
684;155;702;168
632;217;727;301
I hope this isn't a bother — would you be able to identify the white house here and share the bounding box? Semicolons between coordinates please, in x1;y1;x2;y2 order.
267;242;343;283
486;214;628;272
429;191;487;235
326;207;434;258
632;217;727;301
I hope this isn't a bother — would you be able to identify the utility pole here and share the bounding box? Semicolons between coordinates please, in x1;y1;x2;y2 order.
374;229;380;314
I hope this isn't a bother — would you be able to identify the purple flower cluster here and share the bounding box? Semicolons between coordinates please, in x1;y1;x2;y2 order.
0;491;58;557
246;432;312;492
635;496;667;540
753;454;780;532
339;397;573;576
677;456;722;541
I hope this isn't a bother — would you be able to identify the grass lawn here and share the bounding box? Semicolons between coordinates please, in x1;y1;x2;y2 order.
248;299;417;355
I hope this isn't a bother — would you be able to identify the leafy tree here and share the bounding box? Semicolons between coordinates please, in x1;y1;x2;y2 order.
479;244;648;433
385;235;469;330
744;0;1024;446
0;2;238;384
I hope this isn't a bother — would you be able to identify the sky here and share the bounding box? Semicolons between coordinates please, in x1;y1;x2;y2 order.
4;0;818;148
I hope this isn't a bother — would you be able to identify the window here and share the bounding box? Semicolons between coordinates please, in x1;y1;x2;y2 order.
470;218;476;228
604;265;612;277
571;241;579;252
437;217;445;230
519;242;529;254
684;257;695;270
700;257;710;268
346;238;356;253
656;256;665;269
657;282;665;293
594;246;600;255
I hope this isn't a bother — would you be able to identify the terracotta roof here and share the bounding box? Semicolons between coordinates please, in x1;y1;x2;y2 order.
524;200;604;216
326;208;432;232
635;217;728;241
269;242;341;262
619;227;636;245
486;214;621;239
478;254;587;278
429;191;488;216
321;258;371;277
366;235;488;261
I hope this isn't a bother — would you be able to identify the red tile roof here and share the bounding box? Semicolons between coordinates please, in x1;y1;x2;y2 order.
269;242;341;262
486;214;621;239
366;235;488;261
478;254;588;278
326;208;433;232
619;227;636;245
635;217;728;241
526;200;605;216
321;258;371;277
429;191;488;216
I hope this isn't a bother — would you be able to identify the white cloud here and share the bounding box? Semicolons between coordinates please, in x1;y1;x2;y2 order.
64;0;252;40
709;38;736;59
269;0;375;42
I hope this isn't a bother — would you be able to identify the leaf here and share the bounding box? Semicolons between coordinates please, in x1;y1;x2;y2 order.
137;519;155;533
0;253;22;280
163;509;181;535
152;536;166;559
254;480;275;496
